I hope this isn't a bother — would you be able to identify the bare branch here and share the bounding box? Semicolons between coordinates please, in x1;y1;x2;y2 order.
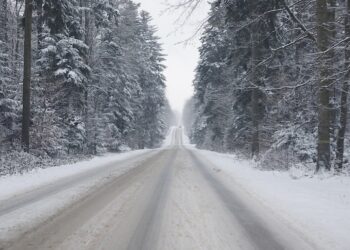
280;0;317;42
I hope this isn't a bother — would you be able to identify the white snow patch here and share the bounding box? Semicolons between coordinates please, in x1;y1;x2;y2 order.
194;149;350;250
162;126;176;147
0;149;154;242
181;126;195;147
0;149;151;202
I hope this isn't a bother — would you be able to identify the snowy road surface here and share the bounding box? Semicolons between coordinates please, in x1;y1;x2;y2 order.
0;128;342;249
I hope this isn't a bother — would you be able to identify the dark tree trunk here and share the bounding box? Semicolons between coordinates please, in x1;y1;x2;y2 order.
0;0;8;43
328;0;337;138
85;0;91;56
316;0;331;172
22;0;33;152
13;0;22;79
335;0;350;170
250;13;262;159
251;86;260;158
1;0;8;67
36;0;43;50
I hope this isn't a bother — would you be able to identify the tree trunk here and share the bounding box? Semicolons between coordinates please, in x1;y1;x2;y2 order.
1;0;8;67
36;0;43;50
22;0;33;152
0;0;8;43
85;0;91;57
328;0;337;138
251;86;260;158
13;0;21;79
316;0;332;172
251;28;261;159
335;0;350;170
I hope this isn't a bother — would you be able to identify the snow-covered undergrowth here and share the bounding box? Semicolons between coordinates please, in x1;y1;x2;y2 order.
194;149;350;250
0;142;151;177
0;151;90;177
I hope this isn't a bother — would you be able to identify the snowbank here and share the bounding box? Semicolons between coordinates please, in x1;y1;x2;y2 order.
181;127;194;146
194;149;350;250
1;125;176;202
0;149;151;201
162;126;176;147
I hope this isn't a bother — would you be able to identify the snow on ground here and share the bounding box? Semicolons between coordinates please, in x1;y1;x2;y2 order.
181;127;193;146
0;149;151;202
162;126;177;147
1;125;178;201
1;124;177;197
162;125;193;147
194;149;350;250
0;149;155;242
0;127;180;243
159;150;255;250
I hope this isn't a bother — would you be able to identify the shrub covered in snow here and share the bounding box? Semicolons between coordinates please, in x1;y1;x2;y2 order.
0;151;90;176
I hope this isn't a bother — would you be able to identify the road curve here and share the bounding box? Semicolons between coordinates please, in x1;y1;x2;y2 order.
0;128;319;250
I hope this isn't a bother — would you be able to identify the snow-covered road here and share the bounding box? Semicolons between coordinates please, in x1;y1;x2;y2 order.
0;128;349;249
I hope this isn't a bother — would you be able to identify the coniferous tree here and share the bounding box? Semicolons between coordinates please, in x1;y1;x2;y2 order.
22;0;33;152
37;0;90;154
0;0;20;152
187;0;350;172
0;0;175;174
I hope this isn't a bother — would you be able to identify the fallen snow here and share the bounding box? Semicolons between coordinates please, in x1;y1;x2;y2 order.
0;127;181;243
0;149;155;243
162;126;176;147
0;149;151;202
159;151;255;250
194;149;350;250
1;125;178;200
181;127;193;146
3;127;348;249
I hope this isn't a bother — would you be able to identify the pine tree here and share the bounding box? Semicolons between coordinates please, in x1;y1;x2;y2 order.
1;0;174;173
22;0;33;152
38;0;90;155
132;11;167;148
0;0;19;152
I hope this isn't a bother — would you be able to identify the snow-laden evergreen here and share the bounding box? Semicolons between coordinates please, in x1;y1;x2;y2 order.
0;0;175;175
185;0;349;172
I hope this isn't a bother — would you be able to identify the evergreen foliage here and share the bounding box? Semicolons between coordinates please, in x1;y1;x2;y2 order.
0;0;174;174
186;0;349;171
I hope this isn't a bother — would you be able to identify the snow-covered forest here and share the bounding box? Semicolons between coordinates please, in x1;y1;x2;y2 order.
1;1;350;248
183;0;350;174
0;0;175;175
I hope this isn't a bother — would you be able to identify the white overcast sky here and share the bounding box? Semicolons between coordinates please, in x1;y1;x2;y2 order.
134;0;210;112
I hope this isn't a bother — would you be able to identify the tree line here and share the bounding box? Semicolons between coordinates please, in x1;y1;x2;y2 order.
184;0;350;172
0;0;174;172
